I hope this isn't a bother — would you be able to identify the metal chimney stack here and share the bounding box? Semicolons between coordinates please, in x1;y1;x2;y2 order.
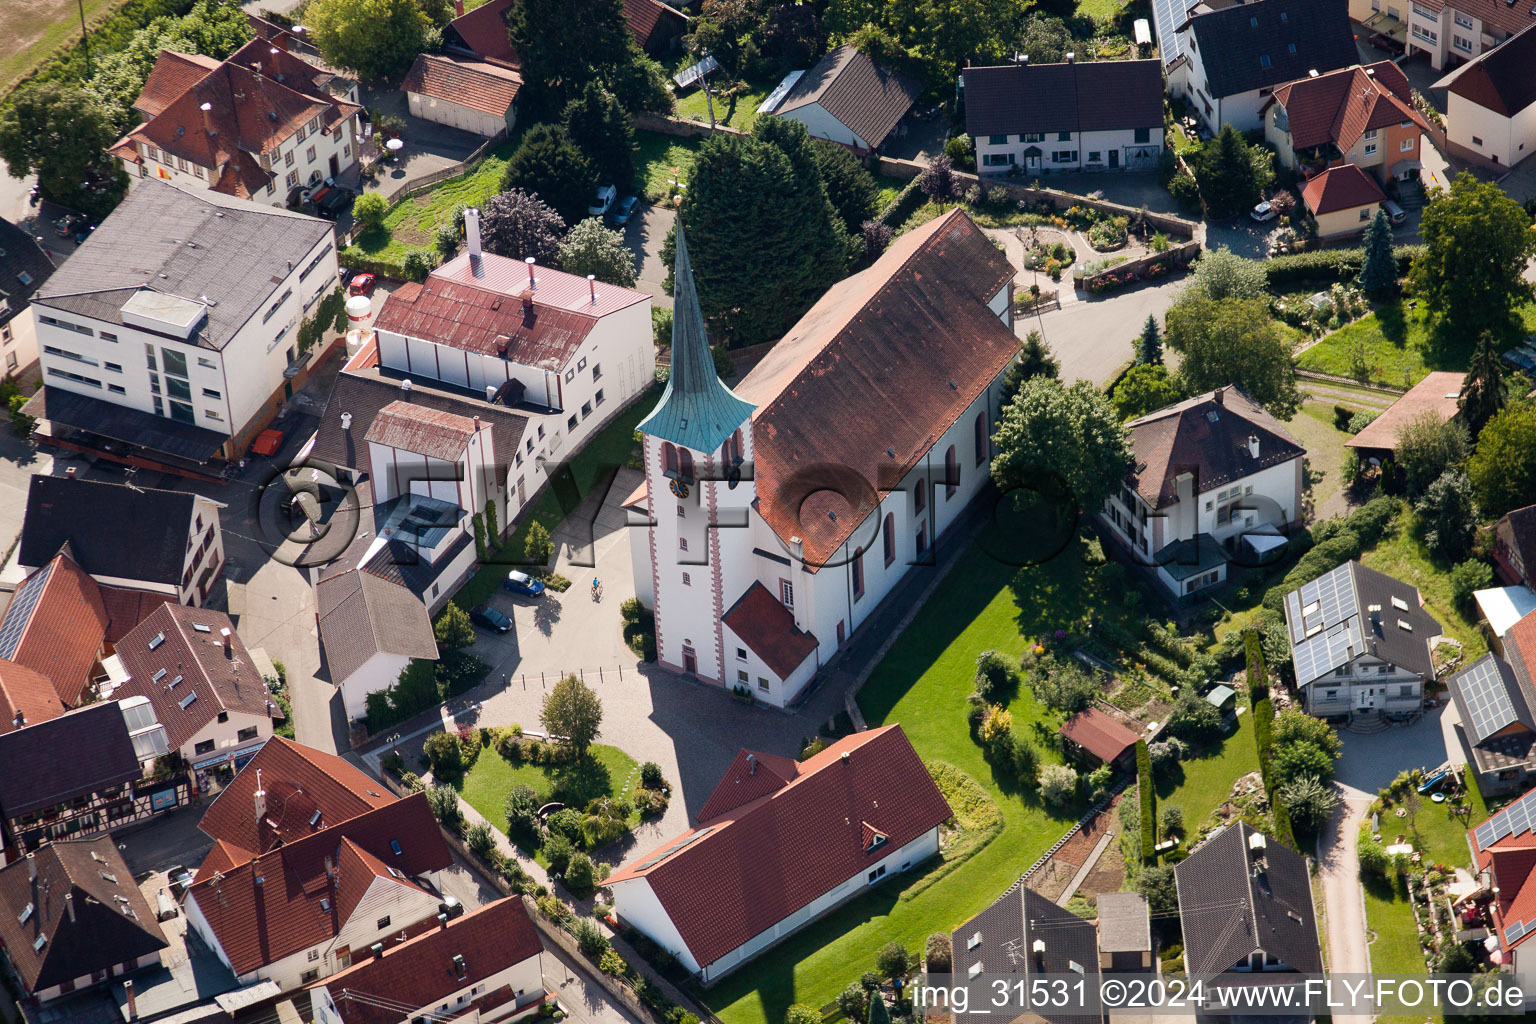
465;208;482;262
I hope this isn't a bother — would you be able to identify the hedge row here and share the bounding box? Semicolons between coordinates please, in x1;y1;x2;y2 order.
878;176;927;229
1245;629;1297;849
1137;738;1156;864
1260;244;1425;287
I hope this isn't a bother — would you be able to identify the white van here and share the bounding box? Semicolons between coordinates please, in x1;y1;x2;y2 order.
1381;199;1406;225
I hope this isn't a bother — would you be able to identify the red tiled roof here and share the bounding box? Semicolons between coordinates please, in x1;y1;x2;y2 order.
1270;62;1426;152
401;54;521;117
197;838;244;880
0;659;67;733
1058;707;1139;763
364;400;481;460
134;50;220;118
98;585;175;645
199;735;396;862
375;252;647;370
312;898;543;1024
0;551;108;706
608;725;951;969
721;582;819;680
623;0;687;48
1300;163;1386;216
188;793;451;976
446;0;521;68
695;748;801;822
736;209;1017;568
1346;371;1463;452
109;603;275;753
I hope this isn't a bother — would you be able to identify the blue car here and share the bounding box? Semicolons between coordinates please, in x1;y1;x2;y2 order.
503;570;547;597
608;195;639;227
470;604;512;633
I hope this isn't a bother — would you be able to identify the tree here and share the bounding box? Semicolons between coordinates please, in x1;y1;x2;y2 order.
305;0;427;80
992;377;1131;511
1357;209;1398;297
1188;245;1267;302
1039;764;1079;807
434;603;476;651
426;783;463;828
755;116;851;259
759;1;824;66
1469;401;1536;517
564;852;597;892
918;152;955;200
1279;774;1339;838
524;519;555;566
352;191;389;230
1136;864;1178;915
1013;14;1075;64
1160;804;1184;835
1416;468;1478;562
882;0;1031;86
1451;558;1494;609
1411;171;1536;336
1273;709;1342;760
1001;331;1060;398
1438;942;1477;974
1192;125;1261;218
558;218;638;287
1031;657;1099;714
1461;329;1508;439
505;784;540;837
667;130;846;345
814;142;880;232
1164;296;1301;417
925;932;953;973
479;189;567;270
860;219;893;261
0;81;123;217
1166;692;1222;743
1395;411;1469;497
876;941;913;981
685;0;763;78
1112;363;1182;420
865;995;890;1024
1270;742;1337;790
502;125;598;226
837;985;869;1023
1137;314;1162;365
562;83;635;188
541;674;603;756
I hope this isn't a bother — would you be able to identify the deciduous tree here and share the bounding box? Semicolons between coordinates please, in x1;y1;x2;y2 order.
1188;245;1267;301
0;82;123;217
305;0;428;80
1412;172;1536;336
1112;363;1182;420
1394;411;1469;497
1468;401;1536;517
540;674;603;757
1416;468;1478;562
479;188;568;266
557;218;638;286
992;377;1131;510
1164;296;1300;417
501;124;597;226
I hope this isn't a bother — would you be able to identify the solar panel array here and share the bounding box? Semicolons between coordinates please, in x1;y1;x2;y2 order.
1152;0;1190;65
0;561;54;659
1475;787;1536;850
1457;657;1519;745
1287;563;1362;684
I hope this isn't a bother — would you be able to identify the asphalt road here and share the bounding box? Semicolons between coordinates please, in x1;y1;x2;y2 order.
1033;274;1190;387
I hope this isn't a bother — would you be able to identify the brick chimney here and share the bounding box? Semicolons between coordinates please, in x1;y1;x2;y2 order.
125;979;138;1021
253;768;267;822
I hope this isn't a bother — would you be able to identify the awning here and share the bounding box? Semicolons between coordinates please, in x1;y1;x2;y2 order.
25;385;228;463
192;739;267;771
1391;158;1422;177
1245;532;1289;555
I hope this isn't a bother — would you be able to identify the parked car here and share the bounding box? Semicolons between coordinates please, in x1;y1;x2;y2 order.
608;194;639;227
470;603;512;632
318;187;355;219
439;895;465;919
1250;201;1278;223
504;570;546;597
349;273;376;297
589;184;617;217
338;267;355;288
1381;199;1406;225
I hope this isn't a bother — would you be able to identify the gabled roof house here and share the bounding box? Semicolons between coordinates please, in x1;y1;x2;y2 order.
609;726;952;983
1263;62;1430;184
1432;23;1536;170
1449;609;1536;794
1467;786;1536;981
761;45;921;155
951;883;1105;1024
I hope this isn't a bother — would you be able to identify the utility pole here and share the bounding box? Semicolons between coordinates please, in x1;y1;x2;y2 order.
77;0;92;78
701;52;716;131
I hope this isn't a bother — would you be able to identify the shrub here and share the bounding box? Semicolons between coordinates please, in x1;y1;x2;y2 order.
565;852;597;893
1160;804;1184;835
876;941;914;981
547;808;586;846
1147;739;1182;777
837;985;868;1023
466;822;496;859
1347;410;1379;434
573;916;609;958
401;248;436;282
544;833;575;875
600;948;627;975
422;730;465;778
1137;739;1155;862
434;222;460;258
640;761;666;790
799;737;828;761
633;787;669;817
538;894;573;922
979;704;1012;747
353;191;388;229
1040;764;1079;807
1357;834;1390;876
1166;692;1223;743
1009;730;1041;784
975;650;1017;700
426;785;462;831
1451;559;1494;609
925;932;953;973
621;598;646;624
1261;245;1425;286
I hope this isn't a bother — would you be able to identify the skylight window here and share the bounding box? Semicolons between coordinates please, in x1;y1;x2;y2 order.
18;903;32;924
33;936;46;951
148;631;166;650
152;668;167;683
192;623;212;633
1391;596;1408;611
968;932;982;950
390;840;402;856
178;691;198;709
1398;620;1413;631
321;898;332;913
100;871;118;884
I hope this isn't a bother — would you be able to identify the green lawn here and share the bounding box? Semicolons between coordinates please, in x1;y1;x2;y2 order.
674;79;775;132
1293;299;1536;387
342;136;521;268
1357;511;1488;663
1077;0;1128;26
1361;869;1436;1024
635;130;706;202
454;387;656;609
705;521;1195;1024
1376;780;1488;871
1156;714;1261;839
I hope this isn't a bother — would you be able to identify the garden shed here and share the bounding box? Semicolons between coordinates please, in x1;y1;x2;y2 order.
1058;707;1139;768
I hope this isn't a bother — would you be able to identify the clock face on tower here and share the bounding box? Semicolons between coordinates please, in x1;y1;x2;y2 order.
669;478;690;499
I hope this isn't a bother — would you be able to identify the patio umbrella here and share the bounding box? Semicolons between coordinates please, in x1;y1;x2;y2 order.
385;138;404;153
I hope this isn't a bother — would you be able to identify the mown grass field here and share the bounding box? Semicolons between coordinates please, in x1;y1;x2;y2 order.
1;0;122;97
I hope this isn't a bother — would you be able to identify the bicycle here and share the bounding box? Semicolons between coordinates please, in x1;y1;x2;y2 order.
591;579;603;601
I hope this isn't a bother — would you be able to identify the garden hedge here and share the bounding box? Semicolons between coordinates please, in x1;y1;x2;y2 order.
1260;244;1424;287
878;176;927;229
1137;738;1156;864
1244;628;1297;849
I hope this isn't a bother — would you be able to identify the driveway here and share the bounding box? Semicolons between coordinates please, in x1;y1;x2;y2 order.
1031;273;1191;386
358;83;486;202
1335;708;1455;798
1318;792;1372;1016
625;204;675;310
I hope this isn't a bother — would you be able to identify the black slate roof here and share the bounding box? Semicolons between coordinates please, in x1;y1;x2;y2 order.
19;475;201;587
952;885;1105;1024
962;60;1164;137
1174;822;1322;976
1187;0;1357;99
0;218;55;332
0;702;140;818
25;385;230;460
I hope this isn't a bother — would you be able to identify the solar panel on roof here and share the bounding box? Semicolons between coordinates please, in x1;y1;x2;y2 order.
1458;658;1520;744
1477;822;1498;849
1152;0;1189;64
0;561;53;659
1507;919;1530;943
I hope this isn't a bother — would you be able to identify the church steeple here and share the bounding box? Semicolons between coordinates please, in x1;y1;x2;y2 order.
638;223;755;455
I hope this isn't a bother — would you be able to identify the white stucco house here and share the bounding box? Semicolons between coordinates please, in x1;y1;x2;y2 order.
1100;386;1307;599
963;58;1165;173
1433;24;1536;170
1407;0;1536;70
761;45;921;155
26;180;338;473
610;726;951;984
625;208;1016;706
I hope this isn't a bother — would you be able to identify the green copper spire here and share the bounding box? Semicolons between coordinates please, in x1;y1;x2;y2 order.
638;222;755;455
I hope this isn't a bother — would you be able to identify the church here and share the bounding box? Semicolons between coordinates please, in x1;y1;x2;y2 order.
626;208;1021;706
